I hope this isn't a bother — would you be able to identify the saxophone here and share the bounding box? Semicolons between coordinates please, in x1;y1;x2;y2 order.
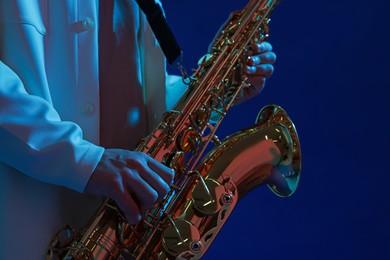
48;0;301;259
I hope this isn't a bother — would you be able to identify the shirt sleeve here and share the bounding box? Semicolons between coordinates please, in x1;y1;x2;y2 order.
0;60;104;193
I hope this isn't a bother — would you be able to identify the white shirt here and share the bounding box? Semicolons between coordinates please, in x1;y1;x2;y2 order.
0;0;185;258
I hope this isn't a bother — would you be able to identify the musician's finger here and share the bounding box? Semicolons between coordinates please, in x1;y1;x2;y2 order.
247;52;276;66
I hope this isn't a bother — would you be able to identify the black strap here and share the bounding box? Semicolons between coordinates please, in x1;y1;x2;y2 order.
134;0;182;65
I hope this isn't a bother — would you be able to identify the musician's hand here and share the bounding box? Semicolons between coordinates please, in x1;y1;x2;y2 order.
236;41;276;104
84;149;174;224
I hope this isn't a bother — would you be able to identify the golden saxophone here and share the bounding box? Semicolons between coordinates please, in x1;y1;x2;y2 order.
48;0;301;259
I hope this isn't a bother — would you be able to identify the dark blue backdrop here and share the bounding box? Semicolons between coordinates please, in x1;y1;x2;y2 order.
164;0;390;259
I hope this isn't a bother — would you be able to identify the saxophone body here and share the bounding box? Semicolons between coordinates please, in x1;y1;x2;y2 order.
48;0;301;259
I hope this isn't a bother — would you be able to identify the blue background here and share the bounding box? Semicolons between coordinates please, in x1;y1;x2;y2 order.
164;0;390;259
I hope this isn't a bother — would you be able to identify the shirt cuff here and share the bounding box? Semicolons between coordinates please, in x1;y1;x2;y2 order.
71;142;105;193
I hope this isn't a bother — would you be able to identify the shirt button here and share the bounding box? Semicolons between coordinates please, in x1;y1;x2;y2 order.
82;103;95;115
81;18;95;30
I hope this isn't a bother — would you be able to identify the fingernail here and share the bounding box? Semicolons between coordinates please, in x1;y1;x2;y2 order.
257;42;264;52
255;56;261;65
171;169;175;183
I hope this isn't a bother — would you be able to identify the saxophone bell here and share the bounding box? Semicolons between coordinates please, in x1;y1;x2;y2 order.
254;104;301;197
